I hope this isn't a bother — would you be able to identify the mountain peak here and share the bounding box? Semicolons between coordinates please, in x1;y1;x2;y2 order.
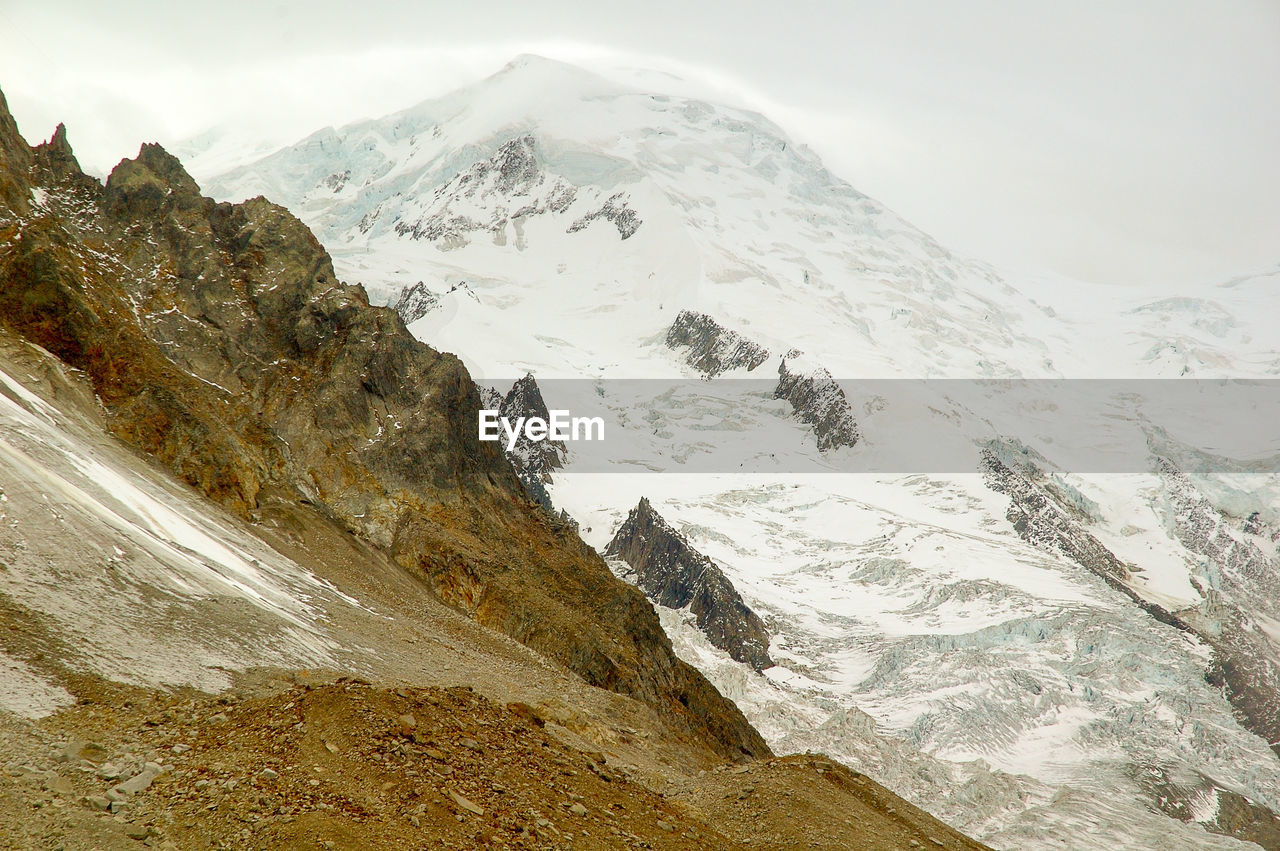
500;52;577;73
470;52;631;103
33;122;81;175
103;141;207;218
607;497;774;672
124;142;203;194
48;122;70;152
495;53;610;82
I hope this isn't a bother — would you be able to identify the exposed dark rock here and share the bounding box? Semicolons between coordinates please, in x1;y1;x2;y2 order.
980;448;1138;598
489;135;543;195
606;498;772;672
0;100;770;762
392;281;441;325
497;373;567;512
393;136;577;246
476;374;568;516
389;134;639;246
556;507;580;533
322;169;350;193
1244;510;1264;536
33;123;82;180
0;90;32;217
1153;459;1280;758
775;351;859;451
478;384;504;411
567;191;642;239
664;313;857;452
665;310;770;377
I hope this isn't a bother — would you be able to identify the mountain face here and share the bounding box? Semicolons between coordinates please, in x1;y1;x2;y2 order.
606;498;773;672
0;87;769;763
389;134;642;247
981;450;1280;778
188;56;1280;850
0;290;985;851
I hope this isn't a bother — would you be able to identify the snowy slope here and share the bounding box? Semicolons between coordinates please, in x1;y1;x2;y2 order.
0;334;357;707
192;55;1280;849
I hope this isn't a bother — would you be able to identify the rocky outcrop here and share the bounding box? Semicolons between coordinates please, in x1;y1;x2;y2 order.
665;310;770;377
393;136;578;247
980;449;1141;601
0;91;32;215
664;312;858;451
606;498;772;672
1153;459;1280;758
1137;766;1280;849
0;93;769;761
775;350;859;451
566;191;642;239
392;281;441;325
487;373;567;514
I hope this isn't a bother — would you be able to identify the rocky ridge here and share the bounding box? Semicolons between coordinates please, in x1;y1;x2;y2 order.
1154;459;1280;757
774;351;860;452
0;88;767;762
392;280;442;325
605;498;773;672
980;447;1280;845
390;135;639;248
483;373;569;516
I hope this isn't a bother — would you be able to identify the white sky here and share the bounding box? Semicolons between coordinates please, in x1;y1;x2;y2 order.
1;0;1277;288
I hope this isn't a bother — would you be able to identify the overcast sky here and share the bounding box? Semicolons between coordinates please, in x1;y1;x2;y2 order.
2;0;1277;288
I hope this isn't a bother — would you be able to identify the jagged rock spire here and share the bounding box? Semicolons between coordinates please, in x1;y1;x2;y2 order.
606;497;773;672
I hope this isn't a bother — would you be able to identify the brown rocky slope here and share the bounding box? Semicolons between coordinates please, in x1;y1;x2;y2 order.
0;87;764;762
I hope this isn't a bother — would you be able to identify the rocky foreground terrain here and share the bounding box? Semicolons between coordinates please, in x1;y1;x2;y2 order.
0;673;983;850
0;88;988;848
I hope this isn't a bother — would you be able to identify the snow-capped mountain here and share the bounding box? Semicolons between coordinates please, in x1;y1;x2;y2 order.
190;55;1280;849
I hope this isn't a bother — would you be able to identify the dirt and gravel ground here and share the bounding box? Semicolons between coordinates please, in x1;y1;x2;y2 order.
0;667;987;850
